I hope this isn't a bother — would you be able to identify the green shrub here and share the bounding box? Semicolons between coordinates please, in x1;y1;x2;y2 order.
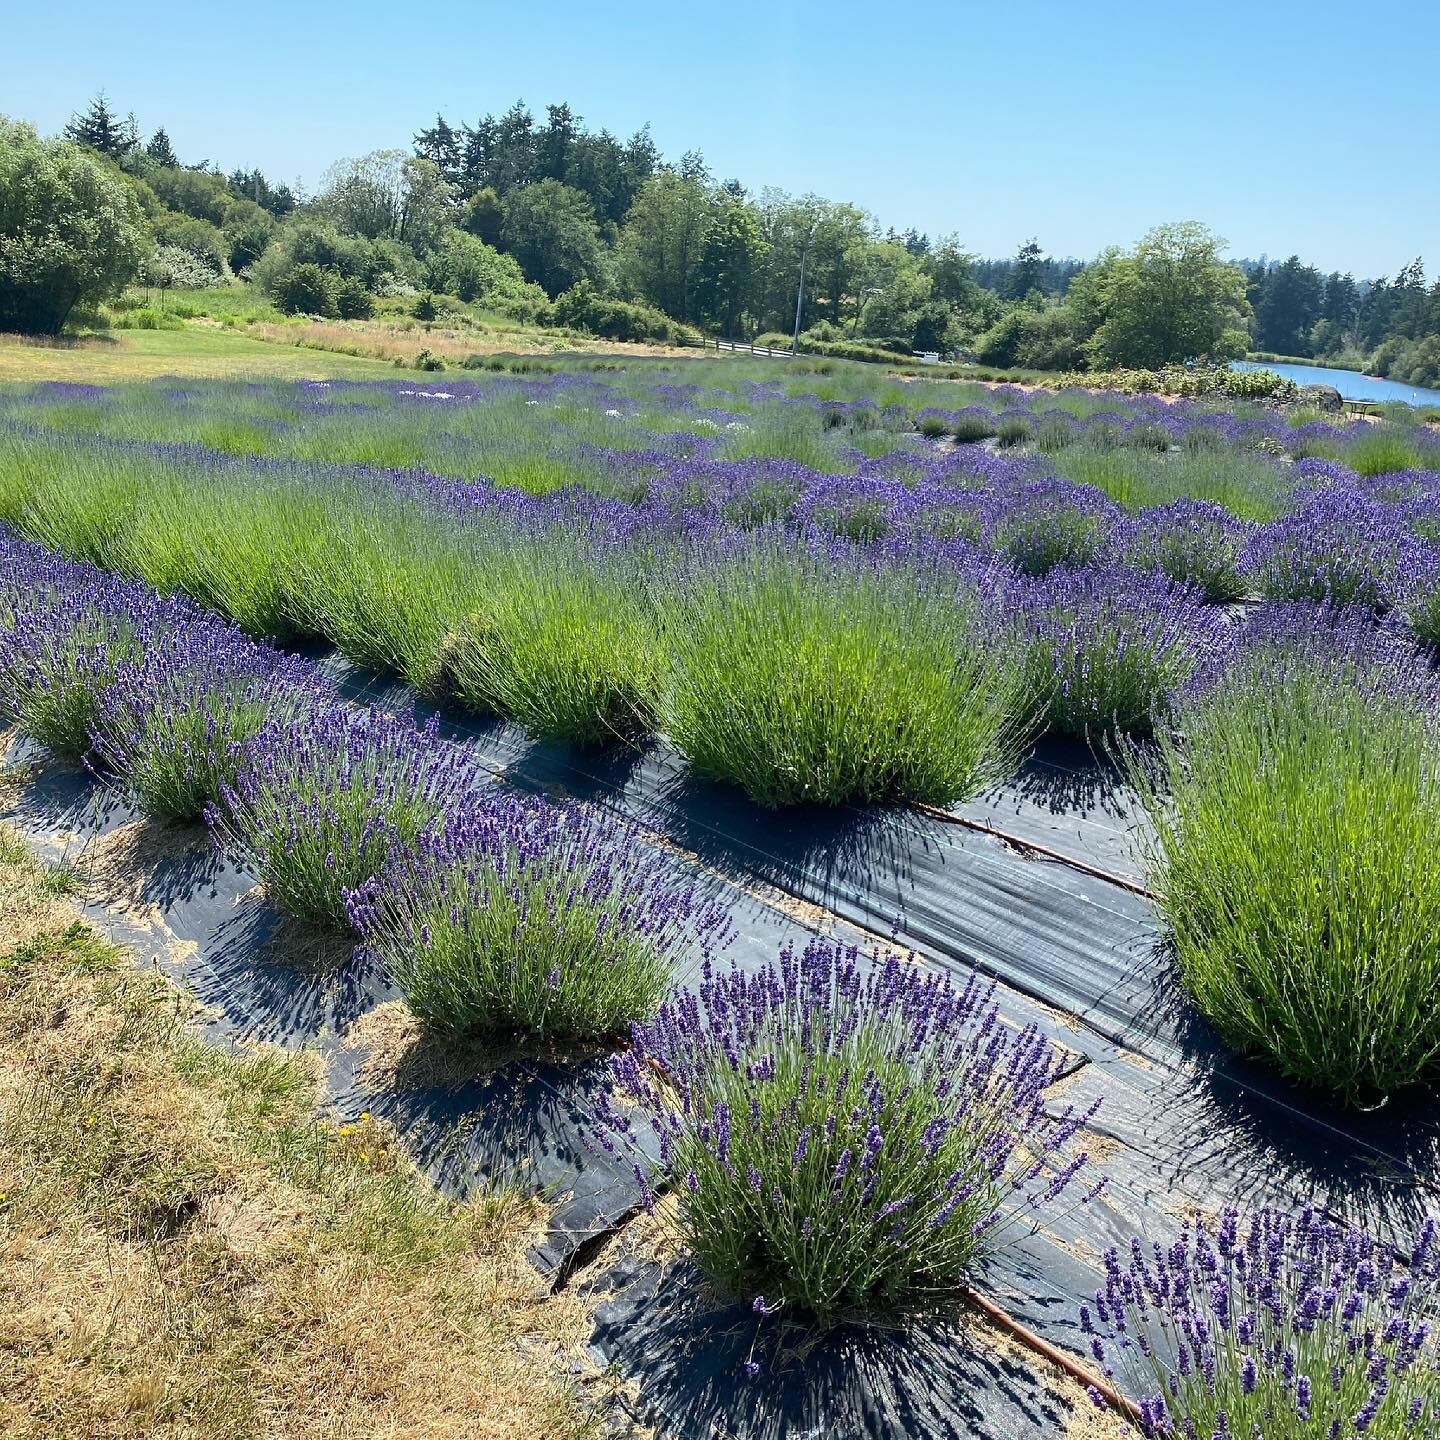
661;544;1027;807
550;280;694;345
335;277;374;320
1133;620;1440;1102
111;305;186;331
414;348;445;372
274;263;339;317
0;119;149;333
797;336;912;365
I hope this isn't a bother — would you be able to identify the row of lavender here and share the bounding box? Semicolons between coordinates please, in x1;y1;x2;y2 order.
0;534;715;1040
3;532;1438;1436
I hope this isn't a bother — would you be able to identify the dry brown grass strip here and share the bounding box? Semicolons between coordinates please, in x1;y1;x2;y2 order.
0;826;606;1440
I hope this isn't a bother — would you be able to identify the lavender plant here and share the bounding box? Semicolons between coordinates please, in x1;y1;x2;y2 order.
1246;491;1419;610
0;556;201;756
1084;1206;1440;1438
1124;500;1254;602
210;708;486;931
598;940;1097;1324
1133;606;1440;1100
347;794;724;1041
661;541;1029;807
1018;565;1224;737
444;530;663;747
89;628;330;821
987;478;1121;575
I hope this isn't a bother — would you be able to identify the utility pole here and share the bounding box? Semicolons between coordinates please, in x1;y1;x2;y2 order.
791;235;814;355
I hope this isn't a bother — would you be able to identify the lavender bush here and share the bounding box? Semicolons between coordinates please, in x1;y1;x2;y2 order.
661;541;1028;807
348;793;725;1041
1124;500;1255;602
1084;1206;1440;1438
598;940;1097;1324
210;708;486;930
1246;491;1419;610
1017;565;1225;737
89;627;330;821
987;478;1122;575
444;530;663;747
0;552;201;756
1133;606;1440;1100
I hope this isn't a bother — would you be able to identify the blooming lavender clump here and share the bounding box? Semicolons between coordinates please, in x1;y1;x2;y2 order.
210;708;487;931
985;477;1123;576
1136;605;1440;1100
89;624;332;821
1390;543;1440;648
347;792;729;1041
1181;602;1440;712
1017;565;1227;737
0;544;204;755
598;940;1098;1324
1245;489;1422;610
1085;1206;1440;1438
1124;500;1256;602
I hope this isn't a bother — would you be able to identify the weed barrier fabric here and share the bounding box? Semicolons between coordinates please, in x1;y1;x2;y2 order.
583;1256;1100;1440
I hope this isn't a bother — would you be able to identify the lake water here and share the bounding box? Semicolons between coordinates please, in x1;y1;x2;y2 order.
1232;360;1440;407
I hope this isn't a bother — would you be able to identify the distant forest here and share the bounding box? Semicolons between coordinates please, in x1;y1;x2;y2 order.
4;91;1437;382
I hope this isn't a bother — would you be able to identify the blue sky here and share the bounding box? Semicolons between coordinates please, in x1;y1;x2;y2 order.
6;0;1436;277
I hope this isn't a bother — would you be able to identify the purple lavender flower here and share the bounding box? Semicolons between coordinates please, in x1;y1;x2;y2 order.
348;789;728;1040
1015;563;1228;737
1085;1206;1440;1437
210;706;489;931
599;938;1096;1324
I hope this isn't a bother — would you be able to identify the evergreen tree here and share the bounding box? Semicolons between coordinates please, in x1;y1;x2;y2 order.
414;114;463;187
536;103;580;182
1007;238;1046;300
64;93;127;159
1322;272;1360;331
1253;254;1324;355
145;127;179;168
696;195;767;337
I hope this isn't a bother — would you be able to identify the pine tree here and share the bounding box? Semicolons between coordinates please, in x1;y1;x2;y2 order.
145;127;179;168
414;114;463;187
1007;239;1046;301
64;93;126;159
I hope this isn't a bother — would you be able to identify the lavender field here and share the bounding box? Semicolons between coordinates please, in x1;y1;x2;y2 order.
4;359;1440;1438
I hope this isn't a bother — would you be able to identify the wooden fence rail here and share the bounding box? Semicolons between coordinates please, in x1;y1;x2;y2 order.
677;336;797;358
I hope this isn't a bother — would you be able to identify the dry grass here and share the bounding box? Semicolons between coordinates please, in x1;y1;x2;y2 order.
245;319;701;365
0;825;606;1440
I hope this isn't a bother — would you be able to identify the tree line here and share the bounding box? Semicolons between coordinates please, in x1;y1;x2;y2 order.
0;91;1435;384
1245;255;1440;386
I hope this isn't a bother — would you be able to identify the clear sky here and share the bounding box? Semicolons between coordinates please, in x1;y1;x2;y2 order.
5;0;1436;277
